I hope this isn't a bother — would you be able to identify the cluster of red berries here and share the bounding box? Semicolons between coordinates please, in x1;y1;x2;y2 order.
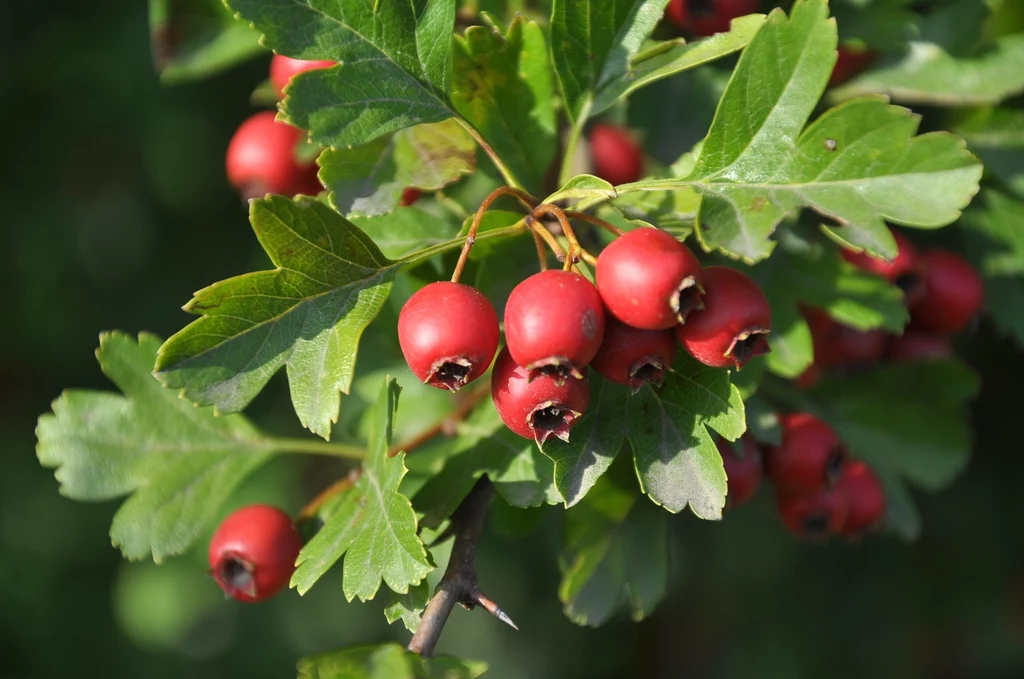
208;504;302;602
225;55;421;204
718;414;886;540
665;0;759;37
398;228;772;444
799;229;984;386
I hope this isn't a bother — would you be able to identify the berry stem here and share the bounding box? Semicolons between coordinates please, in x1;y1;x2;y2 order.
563;210;625;236
397;222;526;270
528;216;567;262
451;186;538;283
530;203;597;267
532;230;550;271
408;478;516;658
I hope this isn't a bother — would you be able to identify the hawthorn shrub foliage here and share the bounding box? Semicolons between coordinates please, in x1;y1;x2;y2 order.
37;0;1024;675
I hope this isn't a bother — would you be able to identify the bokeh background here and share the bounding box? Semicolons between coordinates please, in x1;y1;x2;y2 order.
4;1;1024;678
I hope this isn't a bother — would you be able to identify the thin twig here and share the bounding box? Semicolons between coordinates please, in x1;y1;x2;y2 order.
564;210;625;236
408;479;516;657
451;186;537;283
532;230;549;271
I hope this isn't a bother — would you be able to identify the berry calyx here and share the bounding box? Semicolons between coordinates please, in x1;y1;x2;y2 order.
841;230;924;303
765;413;846;495
491;347;590;445
834;461;886;536
596;228;705;329
676;266;771;369
269;55;336;99
886;330;953;362
226;112;320;199
910;249;985;335
588;123;645;186
208;505;302;603
398;282;500;391
504;270;605;383
589;317;677;391
828;45;877;88
400;188;422;206
716;435;763;509
777;488;849;540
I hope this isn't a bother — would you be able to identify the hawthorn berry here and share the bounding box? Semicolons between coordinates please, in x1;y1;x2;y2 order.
504;270;605;382
226;111;320;199
910;249;985;335
400;188;422;206
716;436;763;509
764;413;846;495
828;45;877;87
841;230;924;303
675;266;771;369
777;488;849;540
834;460;886;536
589;317;677;390
596;228;705;329
886;330;953;362
208;505;302;603
688;0;759;36
491;347;590;445
665;0;688;28
269;54;335;98
588;123;645;186
810;316;887;368
398;282;500;391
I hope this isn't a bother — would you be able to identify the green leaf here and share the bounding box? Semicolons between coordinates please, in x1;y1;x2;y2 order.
626;353;745;519
956;107;1024;200
292;379;432;598
320;119;476;218
590;14;765;116
385;580;430;633
749;245;908;377
807;360;980;490
451;15;557;193
877;467;921;542
830;34;1024;107
962;190;1024;343
744;395;781;446
621;0;981;262
36;332;273;562
155;196;395;439
352;209;458;260
149;0;263;83
229;0;457;147
559;465;668;627
542;377;629;507
297;643;487;679
550;0;670;124
544;175;617;204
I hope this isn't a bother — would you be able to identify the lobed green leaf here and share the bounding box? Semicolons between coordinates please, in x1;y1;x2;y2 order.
150;0;263;83
297;643;486;679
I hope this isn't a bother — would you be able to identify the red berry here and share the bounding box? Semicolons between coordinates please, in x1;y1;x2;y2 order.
665;0;688;28
794;362;822;389
400;188;422;206
226;112;320;199
589;316;677;390
803;306;885;369
269;54;335;99
765;413;846;495
777;488;849;540
716;436;763;509
491;347;590;444
208;505;302;603
886;330;953;362
398;282;500;391
828;45;877;87
504;270;605;382
910;249;984;334
689;0;758;36
841;230;924;303
588;123;645;186
834;461;886;536
596;228;705;329
676;266;771;369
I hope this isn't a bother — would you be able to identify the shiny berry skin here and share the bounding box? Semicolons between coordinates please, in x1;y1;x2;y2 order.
491;347;590;444
596;228;705;329
777;488;849;540
590;317;677;391
269;54;335;98
828;45;877;87
208;505;302;603
588;123;644;186
398;282;500;391
765;413;846;495
841;231;924;303
400;188;422;206
716;436;763;509
504;270;605;382
689;0;759;36
226;112;320;199
676;266;771;369
834;461;886;536
910;249;985;335
886;330;953;362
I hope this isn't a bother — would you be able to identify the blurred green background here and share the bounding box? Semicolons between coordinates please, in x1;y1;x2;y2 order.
4;1;1024;678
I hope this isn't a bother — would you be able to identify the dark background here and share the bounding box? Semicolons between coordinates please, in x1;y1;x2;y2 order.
3;2;1024;678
